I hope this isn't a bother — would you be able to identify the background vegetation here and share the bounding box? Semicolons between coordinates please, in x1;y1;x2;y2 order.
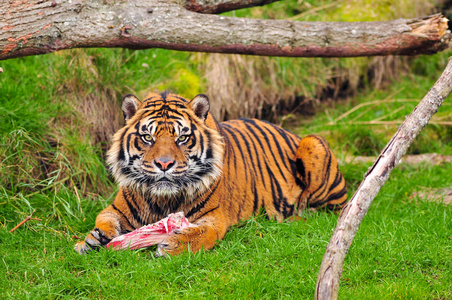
1;0;451;298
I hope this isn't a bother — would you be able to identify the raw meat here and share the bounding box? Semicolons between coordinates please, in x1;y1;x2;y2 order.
106;212;193;250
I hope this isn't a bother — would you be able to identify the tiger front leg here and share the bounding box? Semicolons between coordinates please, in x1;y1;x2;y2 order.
295;135;347;212
157;217;226;256
75;205;134;254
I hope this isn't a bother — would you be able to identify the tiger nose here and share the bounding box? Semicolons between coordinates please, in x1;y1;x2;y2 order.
154;158;175;171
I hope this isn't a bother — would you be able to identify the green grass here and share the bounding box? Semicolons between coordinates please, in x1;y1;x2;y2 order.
286;51;452;157
2;56;452;298
1;163;451;299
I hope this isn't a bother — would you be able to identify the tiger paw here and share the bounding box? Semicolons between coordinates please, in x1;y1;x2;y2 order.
156;226;211;257
156;232;186;257
74;227;117;254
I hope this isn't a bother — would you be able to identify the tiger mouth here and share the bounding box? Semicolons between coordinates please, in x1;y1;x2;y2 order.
152;177;179;188
157;177;172;182
149;180;181;196
154;181;176;188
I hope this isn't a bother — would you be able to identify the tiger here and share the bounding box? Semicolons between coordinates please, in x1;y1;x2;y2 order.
75;91;347;256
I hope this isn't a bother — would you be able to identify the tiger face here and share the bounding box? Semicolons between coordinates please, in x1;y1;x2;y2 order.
106;92;224;199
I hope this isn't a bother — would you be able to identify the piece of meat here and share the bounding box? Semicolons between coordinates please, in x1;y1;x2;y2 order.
106;212;193;250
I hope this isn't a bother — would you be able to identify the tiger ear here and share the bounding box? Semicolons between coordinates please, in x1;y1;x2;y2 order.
121;94;141;121
189;94;210;121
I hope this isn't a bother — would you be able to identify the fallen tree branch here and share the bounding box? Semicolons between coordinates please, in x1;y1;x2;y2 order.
9;209;38;233
314;57;452;299
0;1;450;61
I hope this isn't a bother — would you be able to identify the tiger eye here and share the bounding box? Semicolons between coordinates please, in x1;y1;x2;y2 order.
143;134;153;142
178;135;189;143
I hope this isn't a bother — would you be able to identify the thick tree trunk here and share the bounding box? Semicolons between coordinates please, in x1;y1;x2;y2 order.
314;57;452;300
0;0;449;61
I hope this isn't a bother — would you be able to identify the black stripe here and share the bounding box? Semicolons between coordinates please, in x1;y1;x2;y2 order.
111;203;135;232
171;95;190;103
126;133;133;159
142;95;160;102
241;126;266;189
221;125;249;180
118;129;128;162
289;158;297;179
193;164;214;178
280;198;295;218
326;188;347;203
240;119;288;182
198;129;205;158
133;136;142;151
122;189;145;226
328;166;344;193
194;204;220;221
266;165;282;213
185;181;221;219
259;123;290;181
307;138;332;200
203;128;214;159
260;119;300;153
252;183;260;214
187;129;197;150
305;171;312;205
295;158;307;190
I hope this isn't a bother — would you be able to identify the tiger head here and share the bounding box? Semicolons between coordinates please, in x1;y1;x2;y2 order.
107;92;224;200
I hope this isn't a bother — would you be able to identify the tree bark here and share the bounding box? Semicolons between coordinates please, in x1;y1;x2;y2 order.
0;0;450;61
314;57;452;300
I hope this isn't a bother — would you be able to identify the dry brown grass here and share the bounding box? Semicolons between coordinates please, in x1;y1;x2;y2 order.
202;54;410;122
368;56;409;90
204;54;282;121
54;50;123;150
64;89;123;149
203;54;331;122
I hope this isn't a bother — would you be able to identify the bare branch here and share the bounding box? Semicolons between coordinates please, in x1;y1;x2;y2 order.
0;1;449;61
9;209;37;233
183;0;281;14
314;57;452;300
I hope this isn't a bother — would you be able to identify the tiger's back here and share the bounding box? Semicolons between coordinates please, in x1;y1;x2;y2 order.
75;92;347;255
219;118;303;221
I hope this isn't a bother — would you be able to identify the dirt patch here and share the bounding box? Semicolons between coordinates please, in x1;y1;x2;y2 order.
410;186;452;205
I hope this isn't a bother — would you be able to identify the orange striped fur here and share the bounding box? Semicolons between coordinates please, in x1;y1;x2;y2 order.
75;92;347;255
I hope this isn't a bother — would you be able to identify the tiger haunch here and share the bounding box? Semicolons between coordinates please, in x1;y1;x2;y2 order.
75;91;347;255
